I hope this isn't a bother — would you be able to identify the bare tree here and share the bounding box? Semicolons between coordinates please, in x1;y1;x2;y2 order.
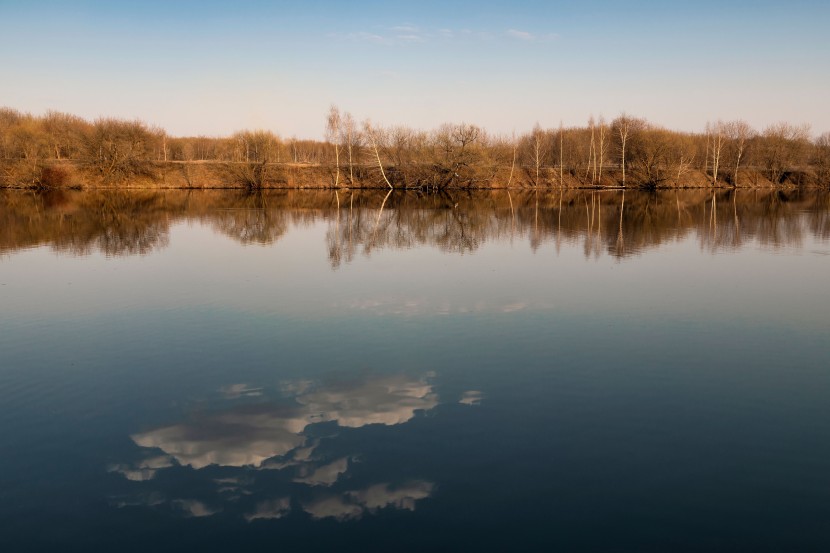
725;120;753;187
760;122;811;184
530;123;546;187
363;120;392;189
506;131;517;188
587;115;596;183
814;132;830;183
326;105;342;187
558;121;564;187
84;118;154;183
613;114;636;188
706;120;726;185
597;115;608;185
342;112;358;184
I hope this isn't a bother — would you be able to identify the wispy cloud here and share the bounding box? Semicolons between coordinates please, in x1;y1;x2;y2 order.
507;29;534;41
506;29;559;42
331;25;503;46
396;34;426;43
390;24;420;33
333;31;389;44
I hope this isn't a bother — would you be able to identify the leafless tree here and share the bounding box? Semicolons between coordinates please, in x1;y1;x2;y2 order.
530;123;546;187
724;120;754;187
814;132;830;183
612;114;639;188
706;120;726;185
597;115;608;185
363;120;392;189
326;105;342;187
342;112;359;184
760;122;811;184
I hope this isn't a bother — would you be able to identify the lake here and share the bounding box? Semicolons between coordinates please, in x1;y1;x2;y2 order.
1;188;829;552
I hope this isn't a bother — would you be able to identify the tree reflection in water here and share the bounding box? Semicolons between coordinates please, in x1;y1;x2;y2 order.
1;188;827;262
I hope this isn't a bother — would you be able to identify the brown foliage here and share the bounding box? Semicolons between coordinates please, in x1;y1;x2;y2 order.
0;106;826;189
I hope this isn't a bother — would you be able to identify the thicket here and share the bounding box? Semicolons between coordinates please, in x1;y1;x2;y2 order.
1;106;828;189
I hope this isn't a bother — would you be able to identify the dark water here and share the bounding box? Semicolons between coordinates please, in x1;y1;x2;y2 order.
1;189;829;552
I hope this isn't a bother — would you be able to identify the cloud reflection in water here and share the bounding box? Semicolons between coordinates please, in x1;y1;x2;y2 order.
114;373;452;522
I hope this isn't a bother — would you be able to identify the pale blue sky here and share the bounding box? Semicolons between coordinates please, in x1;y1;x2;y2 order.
1;0;828;138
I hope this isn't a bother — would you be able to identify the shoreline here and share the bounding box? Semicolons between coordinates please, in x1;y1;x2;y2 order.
1;160;825;191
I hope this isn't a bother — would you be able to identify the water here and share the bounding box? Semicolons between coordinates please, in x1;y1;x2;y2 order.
1;189;829;552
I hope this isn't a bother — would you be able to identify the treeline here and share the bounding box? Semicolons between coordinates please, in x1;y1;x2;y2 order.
1;106;829;189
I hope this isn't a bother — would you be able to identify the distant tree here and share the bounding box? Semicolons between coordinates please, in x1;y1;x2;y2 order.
629;124;672;187
342;111;359;184
529;123;546;187
326;105;342;187
84;118;154;182
597;115;608;185
0;107;24;159
705;120;726;185
724;120;754;186
813;132;830;183
42;110;89;160
363;120;392;188
759;122;811;183
612;114;645;188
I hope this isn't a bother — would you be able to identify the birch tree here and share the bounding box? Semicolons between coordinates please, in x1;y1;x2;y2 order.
706;120;726;185
613;114;632;188
597;115;608;185
725;120;753;187
326;105;342;187
363;120;392;189
530;123;546;187
343;112;358;184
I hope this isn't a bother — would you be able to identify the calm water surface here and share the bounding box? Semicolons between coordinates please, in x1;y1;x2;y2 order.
1;189;829;551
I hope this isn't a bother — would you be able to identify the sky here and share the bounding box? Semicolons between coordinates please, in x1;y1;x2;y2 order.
1;0;828;139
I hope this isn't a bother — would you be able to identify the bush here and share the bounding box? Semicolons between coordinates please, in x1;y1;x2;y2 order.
38;165;71;188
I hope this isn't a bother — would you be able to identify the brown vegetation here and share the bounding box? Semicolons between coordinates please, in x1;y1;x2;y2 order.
1;106;827;189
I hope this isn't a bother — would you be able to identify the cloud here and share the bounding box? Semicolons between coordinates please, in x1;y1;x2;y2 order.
111;492;166;509
333;31;389;44
245;497;291;522
296;375;438;428
108;454;175;481
293;457;350;487
459;391;485;406
173;499;222;518
221;383;263;399
506;29;559;42
395;34;426;43
214;476;254;500
303;495;364;521
507;29;535;41
331;26;502;46
342;296;536;317
351;481;434;512
118;375;445;523
130;374;437;470
390;25;420;33
303;481;434;521
131;410;308;469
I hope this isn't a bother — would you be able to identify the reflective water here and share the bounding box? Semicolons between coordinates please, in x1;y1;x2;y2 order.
1;189;829;552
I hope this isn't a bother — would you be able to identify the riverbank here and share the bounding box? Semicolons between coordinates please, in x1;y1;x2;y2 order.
1;159;825;190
